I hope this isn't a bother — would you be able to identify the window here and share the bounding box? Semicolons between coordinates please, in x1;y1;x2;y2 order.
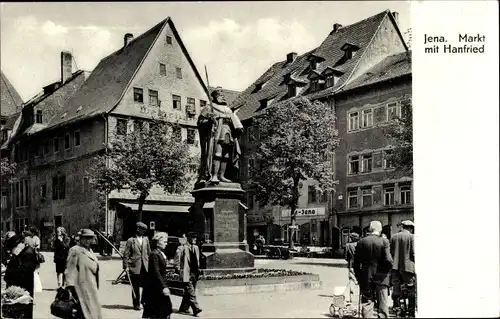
83;177;89;193
40;184;47;201
400;99;411;119
362;154;372;173
384;150;395;169
1;130;7;143
325;75;334;88
133;88;144;103
348;189;358;208
187;129;196;145
186;97;196;119
172;95;181;110
361;109;373;128
52;175;66;200
200;100;207;108
74;131;81;146
15;179;29;207
310;60;317;70
400;185;411;204
287;84;297;98
310;79;318;92
320;190;329;203
172;127;182;141
159;63;166;76
64;134;70;149
166;36;172;44
348;112;359;131
176;67;182;79
308;185;317;203
149;90;159;106
15;182;20;207
362;188;373;207
349;155;360;174
34;144;40;157
117;119;127;136
44;140;49;154
387;102;398;121
259;99;268;109
53;137;59;153
36;110;43;124
384;186;395;206
1;190;7;209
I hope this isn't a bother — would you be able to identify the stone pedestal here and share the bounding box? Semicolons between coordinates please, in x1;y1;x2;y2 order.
191;182;255;275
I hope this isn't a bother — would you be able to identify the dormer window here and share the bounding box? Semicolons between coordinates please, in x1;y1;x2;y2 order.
307;54;325;72
341;43;360;60
322;67;344;88
310;79;319;92
260;99;268;109
287;84;297;98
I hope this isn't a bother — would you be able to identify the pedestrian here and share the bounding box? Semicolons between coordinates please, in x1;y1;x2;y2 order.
174;231;202;316
345;232;360;276
4;233;38;318
53;226;71;287
107;233;115;256
353;221;393;318
123;222;151;311
142;232;173;319
390;220;416;316
65;229;102;319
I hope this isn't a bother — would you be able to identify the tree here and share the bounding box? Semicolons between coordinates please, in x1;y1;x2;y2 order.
1;157;16;184
383;99;413;172
247;97;339;248
92;119;197;221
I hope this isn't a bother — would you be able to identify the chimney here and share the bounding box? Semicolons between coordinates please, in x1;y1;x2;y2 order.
60;51;73;83
286;52;297;63
124;33;134;47
392;12;399;24
333;23;343;32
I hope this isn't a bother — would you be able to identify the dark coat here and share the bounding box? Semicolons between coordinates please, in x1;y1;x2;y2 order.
390;229;415;273
353;234;393;294
53;236;71;262
142;249;173;319
344;242;357;269
5;245;38;297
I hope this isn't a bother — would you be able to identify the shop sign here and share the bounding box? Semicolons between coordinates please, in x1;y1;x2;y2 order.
281;207;325;218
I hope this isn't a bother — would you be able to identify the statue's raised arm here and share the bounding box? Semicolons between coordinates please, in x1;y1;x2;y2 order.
197;87;243;184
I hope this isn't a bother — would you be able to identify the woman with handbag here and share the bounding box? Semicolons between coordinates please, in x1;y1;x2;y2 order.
65;229;102;319
142;232;173;319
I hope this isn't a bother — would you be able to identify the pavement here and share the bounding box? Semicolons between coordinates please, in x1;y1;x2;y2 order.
33;252;359;318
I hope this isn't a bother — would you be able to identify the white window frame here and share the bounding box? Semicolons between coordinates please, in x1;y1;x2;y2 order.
348;111;359;131
384;186;395;206
362;154;372;173
348;155;360;175
387;102;399;121
384;150;395;169
347;189;358;209
361;108;373;128
361;188;373;208
400;185;412;205
149;89;159;107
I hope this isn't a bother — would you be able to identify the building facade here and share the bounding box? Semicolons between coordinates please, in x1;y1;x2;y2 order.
6;17;237;247
231;10;410;250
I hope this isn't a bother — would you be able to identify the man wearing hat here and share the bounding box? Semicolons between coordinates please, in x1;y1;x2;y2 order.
390;220;415;316
123;222;151;310
174;231;202;316
353;221;393;318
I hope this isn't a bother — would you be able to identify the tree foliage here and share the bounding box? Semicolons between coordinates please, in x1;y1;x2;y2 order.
383;99;413;172
91;119;197;221
0;157;17;185
247;97;339;247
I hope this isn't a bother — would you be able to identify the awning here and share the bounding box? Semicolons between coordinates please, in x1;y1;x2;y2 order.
117;202;190;213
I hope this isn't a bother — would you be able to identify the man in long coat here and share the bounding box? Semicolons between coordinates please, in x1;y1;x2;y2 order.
174;232;202;316
123;222;151;310
390;220;416;316
353;221;393;318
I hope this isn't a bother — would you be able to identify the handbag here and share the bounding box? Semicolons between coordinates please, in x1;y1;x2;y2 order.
36;252;45;264
50;287;81;318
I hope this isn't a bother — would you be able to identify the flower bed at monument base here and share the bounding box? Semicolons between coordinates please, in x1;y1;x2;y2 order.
165;268;322;296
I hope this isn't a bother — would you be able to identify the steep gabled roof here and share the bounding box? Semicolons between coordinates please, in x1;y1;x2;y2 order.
3;112;20;130
45;17;209;131
1;71;24;116
342;51;411;91
232;10;392;121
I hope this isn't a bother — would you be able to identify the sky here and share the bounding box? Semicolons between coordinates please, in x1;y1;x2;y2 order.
0;1;411;101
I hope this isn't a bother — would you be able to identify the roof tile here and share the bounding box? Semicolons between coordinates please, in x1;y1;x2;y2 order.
1;71;23;116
